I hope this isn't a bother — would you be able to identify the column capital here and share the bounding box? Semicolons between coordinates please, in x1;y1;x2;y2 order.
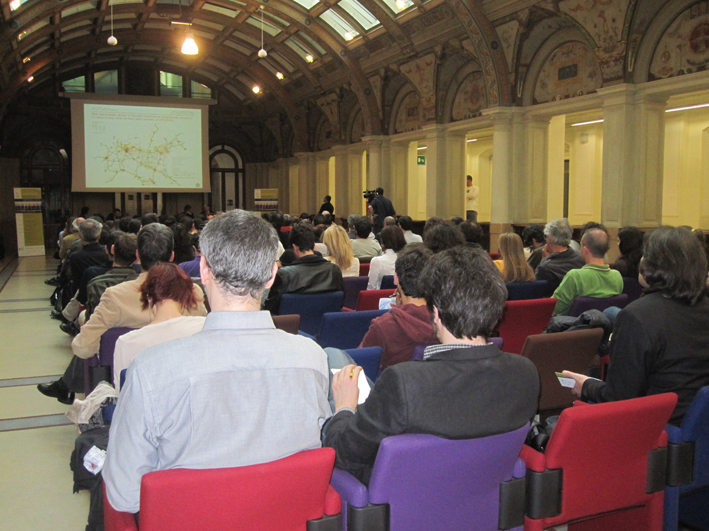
598;84;638;107
421;123;447;138
331;144;349;155
292;151;314;161
482;106;525;124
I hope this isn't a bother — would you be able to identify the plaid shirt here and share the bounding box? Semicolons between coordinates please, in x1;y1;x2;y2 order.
423;342;492;359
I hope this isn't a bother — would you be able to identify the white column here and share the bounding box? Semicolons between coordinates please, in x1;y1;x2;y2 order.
332;145;350;217
294;152;317;215
547;115;566;221
523;115;550;223
423;125;466;219
389;142;409;216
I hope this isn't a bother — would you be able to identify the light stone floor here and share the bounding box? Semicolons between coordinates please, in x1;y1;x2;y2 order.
0;255;90;531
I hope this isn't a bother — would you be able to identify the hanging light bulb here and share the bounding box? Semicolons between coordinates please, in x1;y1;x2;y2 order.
257;7;267;58
182;34;198;55
305;53;314;63
276;72;284;80
344;31;353;41
107;2;117;45
252;85;260;94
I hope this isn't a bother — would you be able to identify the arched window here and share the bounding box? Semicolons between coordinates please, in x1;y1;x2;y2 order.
209;145;244;212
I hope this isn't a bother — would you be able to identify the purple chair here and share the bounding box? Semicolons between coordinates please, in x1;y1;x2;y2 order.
343;276;369;310
330;424;529;531
623;277;644;304
410;338;503;361
83;326;135;394
380;275;396;290
568;293;628;317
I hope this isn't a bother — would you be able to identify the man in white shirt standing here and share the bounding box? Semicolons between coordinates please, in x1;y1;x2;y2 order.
104;210;331;514
466;175;479;222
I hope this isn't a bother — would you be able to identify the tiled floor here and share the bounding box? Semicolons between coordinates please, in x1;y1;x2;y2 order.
0;255;90;531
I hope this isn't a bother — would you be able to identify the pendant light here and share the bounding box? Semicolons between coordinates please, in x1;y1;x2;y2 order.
107;2;117;45
179;0;198;55
257;7;267;58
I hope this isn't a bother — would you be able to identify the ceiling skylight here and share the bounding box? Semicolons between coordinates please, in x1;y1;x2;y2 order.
320;9;360;40
339;0;379;30
291;0;319;9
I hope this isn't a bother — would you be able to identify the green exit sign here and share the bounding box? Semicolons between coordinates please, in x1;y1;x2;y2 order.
417;155;426;165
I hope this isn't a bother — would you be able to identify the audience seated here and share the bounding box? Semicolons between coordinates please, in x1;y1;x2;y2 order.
324;246;539;485
423;222;465;254
397;215;422;243
323;225;360;277
113;263;206;389
103;209;331;514
367;226;406;290
612;226;644;279
563;226;709;425
459;220;483;250
178;233;202;277
37;223;207;404
58;217;84;261
535;218;585;295
264;223;344;314
551;228;623;316
350;218;382;259
360;244;438;368
522;223;545;270
493;233;535;283
346;214;359;240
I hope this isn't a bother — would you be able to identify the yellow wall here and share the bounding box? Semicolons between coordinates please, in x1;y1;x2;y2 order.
465;139;493;222
662;108;709;229
566;122;603;226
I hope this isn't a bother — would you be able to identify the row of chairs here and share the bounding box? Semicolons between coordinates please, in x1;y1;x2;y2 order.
104;389;709;531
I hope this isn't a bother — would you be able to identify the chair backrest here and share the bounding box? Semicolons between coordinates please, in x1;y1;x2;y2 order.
98;327;136;367
344;347;382;383
680;386;709;489
319;310;388;350
520;329;604;415
343;276;369;310
488;252;501;260
544;394;677;523
380;275;396;290
495;298;557;354
272;314;301;335
358;263;370;277
506;280;549;301
623;277;644;304
568;293;628;317
135;448;340;531
355;289;396;311
367;425;529;531
279;291;344;336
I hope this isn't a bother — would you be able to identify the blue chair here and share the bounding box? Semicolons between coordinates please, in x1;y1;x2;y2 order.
505;280;548;301
279;291;344;336
344;347;382;383
380;275;396;290
343;276;368;310
319;310;388;350
664;386;709;531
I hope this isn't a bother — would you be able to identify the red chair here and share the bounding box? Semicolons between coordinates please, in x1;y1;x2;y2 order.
104;448;341;531
495;298;556;354
522;393;677;531
359;263;370;277
355;289;395;311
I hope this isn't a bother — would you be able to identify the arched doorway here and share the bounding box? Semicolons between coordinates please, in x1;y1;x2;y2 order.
209;145;244;212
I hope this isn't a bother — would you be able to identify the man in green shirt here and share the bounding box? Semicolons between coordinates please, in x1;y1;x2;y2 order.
552;228;623;316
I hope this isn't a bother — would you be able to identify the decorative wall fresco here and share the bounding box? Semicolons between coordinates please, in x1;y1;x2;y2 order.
316;93;340;134
534;41;602;104
317;120;337;151
368;75;383;118
351;111;364;143
559;0;630;81
395;91;422;133
400;54;437;122
495;20;520;82
650;2;709;80
451;71;487;121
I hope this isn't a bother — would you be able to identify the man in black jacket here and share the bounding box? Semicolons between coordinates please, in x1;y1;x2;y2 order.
324;247;540;485
264;223;343;314
370;188;395;235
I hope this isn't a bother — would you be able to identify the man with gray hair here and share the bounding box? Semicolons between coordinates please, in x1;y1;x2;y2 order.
535;218;585;295
104;210;331;514
68;218;108;292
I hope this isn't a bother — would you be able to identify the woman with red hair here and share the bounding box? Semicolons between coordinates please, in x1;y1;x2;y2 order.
113;262;206;390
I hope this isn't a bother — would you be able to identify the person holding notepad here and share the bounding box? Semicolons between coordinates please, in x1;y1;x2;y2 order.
322;247;540;486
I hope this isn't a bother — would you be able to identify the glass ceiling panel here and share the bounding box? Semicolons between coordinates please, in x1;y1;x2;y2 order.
298;30;326;54
245;16;281;37
319;9;359;40
9;0;30;11
291;0;319;9
203;3;239;17
380;0;413;14
284;37;312;58
61;2;97;18
339;0;379;30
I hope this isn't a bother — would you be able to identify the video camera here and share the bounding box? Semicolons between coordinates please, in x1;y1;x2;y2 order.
363;189;377;201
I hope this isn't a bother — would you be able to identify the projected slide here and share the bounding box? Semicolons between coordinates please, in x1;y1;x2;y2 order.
84;104;203;189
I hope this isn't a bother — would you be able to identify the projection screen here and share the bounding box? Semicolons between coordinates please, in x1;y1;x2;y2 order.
69;94;211;193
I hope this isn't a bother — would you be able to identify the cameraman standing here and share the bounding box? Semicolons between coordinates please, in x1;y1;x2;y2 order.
370;187;396;235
